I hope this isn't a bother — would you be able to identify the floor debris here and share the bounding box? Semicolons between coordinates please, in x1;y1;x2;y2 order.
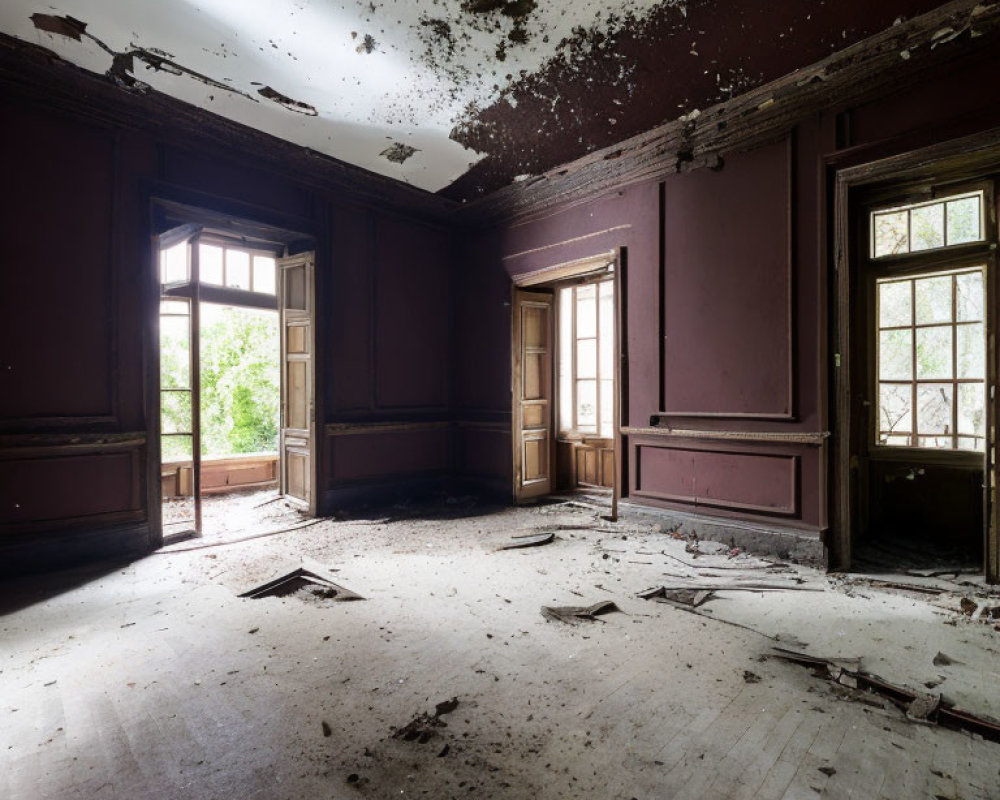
770;647;1000;743
393;698;460;744
498;532;555;550
639;586;715;608
540;600;620;624
238;559;363;601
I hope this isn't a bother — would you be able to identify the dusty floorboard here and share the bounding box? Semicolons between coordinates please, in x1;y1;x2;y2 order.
1;497;998;799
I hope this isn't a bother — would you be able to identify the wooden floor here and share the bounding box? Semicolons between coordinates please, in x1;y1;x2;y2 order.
1;503;996;800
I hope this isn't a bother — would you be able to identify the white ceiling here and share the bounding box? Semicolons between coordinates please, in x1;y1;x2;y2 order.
1;0;679;192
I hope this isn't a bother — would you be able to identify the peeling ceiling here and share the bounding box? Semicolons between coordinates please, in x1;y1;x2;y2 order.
1;0;948;199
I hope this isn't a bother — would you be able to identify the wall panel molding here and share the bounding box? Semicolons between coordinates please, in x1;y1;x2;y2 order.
326;421;450;436
634;444;799;516
0;443;144;531
624;426;826;446
0;121;120;431
661;135;794;420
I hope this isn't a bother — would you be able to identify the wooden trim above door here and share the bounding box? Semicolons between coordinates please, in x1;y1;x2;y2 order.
512;251;616;288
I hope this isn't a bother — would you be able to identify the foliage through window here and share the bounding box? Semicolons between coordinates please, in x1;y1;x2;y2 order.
876;267;986;451
871;191;984;259
159;303;279;458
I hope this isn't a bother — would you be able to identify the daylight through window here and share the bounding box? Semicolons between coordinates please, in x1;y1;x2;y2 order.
876;267;986;451
558;279;614;438
871;190;984;259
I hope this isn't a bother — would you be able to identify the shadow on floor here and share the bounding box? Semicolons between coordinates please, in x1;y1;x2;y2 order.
0;556;138;616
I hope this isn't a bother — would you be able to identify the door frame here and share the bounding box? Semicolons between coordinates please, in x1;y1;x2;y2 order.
832;127;1000;581
511;248;627;515
146;195;318;546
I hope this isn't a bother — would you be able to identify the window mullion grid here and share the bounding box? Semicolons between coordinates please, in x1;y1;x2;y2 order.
594;284;601;437
571;285;578;433
952;273;959;449
908;209;914;254
911;279;918;446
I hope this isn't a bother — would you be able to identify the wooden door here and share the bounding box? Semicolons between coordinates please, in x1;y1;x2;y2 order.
279;252;315;512
513;289;554;502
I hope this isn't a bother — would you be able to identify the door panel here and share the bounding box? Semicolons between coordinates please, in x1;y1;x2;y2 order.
279;253;315;510
513;289;553;502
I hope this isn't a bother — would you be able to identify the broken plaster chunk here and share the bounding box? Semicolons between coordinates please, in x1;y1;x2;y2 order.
905;693;941;722
541;600;620;625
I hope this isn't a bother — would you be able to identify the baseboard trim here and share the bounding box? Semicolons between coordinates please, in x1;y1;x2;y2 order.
619;501;826;566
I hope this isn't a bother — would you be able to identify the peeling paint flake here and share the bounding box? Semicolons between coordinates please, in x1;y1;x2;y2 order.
380;141;419;163
29;13;87;41
258;86;318;116
355;33;378;54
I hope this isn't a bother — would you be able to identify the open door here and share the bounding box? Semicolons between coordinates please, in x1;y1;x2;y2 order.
278;252;316;513
512;289;554;503
156;224;203;542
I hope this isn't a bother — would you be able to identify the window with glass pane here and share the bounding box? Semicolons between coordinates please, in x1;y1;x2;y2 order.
875;267;985;451
871;191;984;259
225;249;251;290
557;278;614;436
199;244;224;285
253;255;277;294
160;241;188;284
195;243;278;293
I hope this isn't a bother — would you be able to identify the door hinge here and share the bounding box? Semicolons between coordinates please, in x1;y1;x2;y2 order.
834;353;841;368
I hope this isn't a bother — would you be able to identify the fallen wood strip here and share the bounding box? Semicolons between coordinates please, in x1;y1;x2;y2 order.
771;647;1000;743
497;532;555;550
865;580;947;595
652;601;808;647
155;518;325;553
660;551;791;571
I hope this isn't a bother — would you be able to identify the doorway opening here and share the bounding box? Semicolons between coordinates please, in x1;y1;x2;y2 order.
153;212;316;544
512;251;624;516
836;162;998;580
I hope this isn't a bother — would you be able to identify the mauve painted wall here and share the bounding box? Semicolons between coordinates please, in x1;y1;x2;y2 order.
0;96;452;550
455;49;1000;534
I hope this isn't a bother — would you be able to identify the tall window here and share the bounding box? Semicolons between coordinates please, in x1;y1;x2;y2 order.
558;279;614;438
876;267;986;451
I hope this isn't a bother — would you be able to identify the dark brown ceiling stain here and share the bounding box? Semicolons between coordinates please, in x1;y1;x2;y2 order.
441;0;948;201
380;141;419;163
29;13;87;40
257;86;318;116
